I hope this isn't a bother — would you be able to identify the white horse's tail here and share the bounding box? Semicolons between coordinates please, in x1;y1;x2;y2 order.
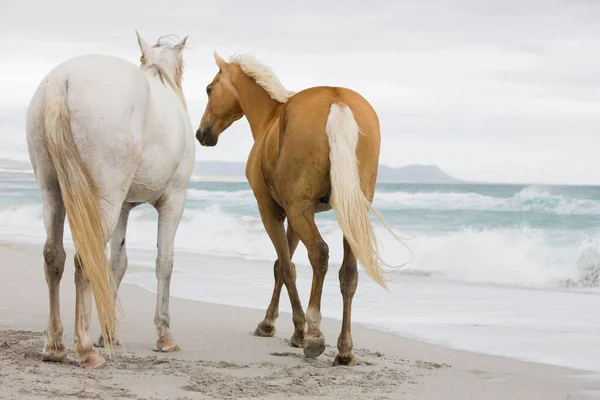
42;78;118;351
326;103;394;289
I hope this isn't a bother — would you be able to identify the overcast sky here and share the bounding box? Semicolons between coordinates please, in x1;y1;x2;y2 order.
1;0;599;184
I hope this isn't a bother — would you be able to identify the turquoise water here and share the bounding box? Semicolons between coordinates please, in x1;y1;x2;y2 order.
184;180;600;231
4;174;600;230
3;171;600;372
2;172;600;288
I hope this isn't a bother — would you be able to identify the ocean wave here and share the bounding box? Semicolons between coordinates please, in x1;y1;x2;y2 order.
187;189;255;203
1;202;599;289
0;204;47;242
186;186;600;215
395;227;600;288
374;186;600;215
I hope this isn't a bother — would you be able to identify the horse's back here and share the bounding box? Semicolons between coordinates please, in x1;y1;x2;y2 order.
284;86;379;134
28;54;149;142
27;54;151;196
50;54;144;85
52;54;149;124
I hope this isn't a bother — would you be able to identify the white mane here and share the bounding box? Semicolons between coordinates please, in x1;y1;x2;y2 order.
141;35;186;107
230;54;295;103
144;36;182;81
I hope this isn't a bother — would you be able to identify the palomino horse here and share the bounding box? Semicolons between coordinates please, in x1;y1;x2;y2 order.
25;32;195;368
196;52;395;365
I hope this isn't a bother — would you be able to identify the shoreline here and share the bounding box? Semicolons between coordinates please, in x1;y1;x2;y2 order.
2;241;600;399
5;237;600;372
3;237;600;374
123;271;600;373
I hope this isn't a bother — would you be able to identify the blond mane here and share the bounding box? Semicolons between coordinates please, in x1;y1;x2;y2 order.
230;54;295;103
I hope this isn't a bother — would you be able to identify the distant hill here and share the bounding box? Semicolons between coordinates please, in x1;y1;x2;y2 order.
0;158;461;184
0;158;31;171
377;164;461;184
192;161;246;178
193;161;461;184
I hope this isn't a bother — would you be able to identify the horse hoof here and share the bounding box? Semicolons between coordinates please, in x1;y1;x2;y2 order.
253;322;276;337
154;343;180;353
94;335;121;348
153;331;180;353
334;353;357;366
303;336;326;359
154;335;180;352
79;351;106;369
290;331;305;348
42;345;67;363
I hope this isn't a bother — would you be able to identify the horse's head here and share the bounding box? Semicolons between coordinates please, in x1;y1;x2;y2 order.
135;31;188;91
196;52;244;147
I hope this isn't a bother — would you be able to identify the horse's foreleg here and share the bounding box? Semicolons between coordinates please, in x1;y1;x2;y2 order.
153;190;185;352
287;201;329;359
334;237;358;366
41;189;67;363
254;222;299;338
257;201;306;348
95;204;134;348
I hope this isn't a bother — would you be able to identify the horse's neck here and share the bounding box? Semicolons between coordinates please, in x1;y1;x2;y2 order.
145;66;187;110
233;73;279;141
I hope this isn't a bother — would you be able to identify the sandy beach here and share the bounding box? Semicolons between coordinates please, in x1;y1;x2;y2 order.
1;241;599;400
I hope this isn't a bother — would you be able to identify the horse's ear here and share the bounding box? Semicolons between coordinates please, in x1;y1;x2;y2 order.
175;35;189;53
214;51;227;72
135;30;150;54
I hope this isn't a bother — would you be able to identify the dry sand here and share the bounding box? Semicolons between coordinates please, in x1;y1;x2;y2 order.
1;241;599;399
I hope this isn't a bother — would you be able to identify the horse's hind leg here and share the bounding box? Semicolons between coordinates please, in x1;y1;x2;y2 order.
286;201;329;359
257;198;306;348
334;237;358;366
95;203;135;348
41;188;67;362
254;222;300;337
153;189;186;352
73;198;124;368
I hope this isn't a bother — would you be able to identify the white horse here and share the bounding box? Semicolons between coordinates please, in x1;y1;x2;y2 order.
25;32;195;368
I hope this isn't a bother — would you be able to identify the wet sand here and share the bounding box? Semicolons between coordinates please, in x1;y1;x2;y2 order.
1;242;599;399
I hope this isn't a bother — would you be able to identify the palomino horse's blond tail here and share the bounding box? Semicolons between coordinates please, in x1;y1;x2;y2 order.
42;79;119;351
326;103;390;288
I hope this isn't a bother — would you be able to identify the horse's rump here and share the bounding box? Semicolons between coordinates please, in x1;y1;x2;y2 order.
278;86;381;192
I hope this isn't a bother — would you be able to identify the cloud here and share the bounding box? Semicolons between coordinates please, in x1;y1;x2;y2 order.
1;0;599;184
